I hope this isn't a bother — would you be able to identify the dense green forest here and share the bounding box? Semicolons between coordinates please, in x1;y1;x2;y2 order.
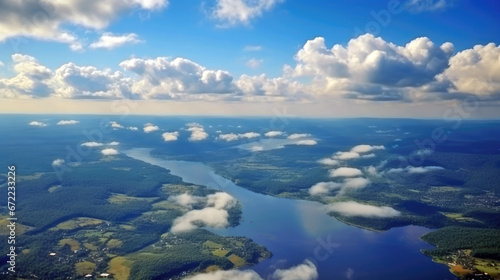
0;154;266;280
422;227;500;260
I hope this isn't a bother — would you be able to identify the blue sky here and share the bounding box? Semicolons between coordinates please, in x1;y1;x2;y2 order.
1;0;500;117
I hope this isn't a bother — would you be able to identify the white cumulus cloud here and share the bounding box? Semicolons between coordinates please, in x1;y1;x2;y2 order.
287;34;454;101
171;208;230;233
218;133;240;142
445;42;500;99
143;124;159;133
162;131;179;141
264;131;283;137
110;121;124;129
309;177;370;196
120;57;234;99
90;33;142;50
239;132;260;139
0;0;167;50
271;259;318;280
29;121;47;127
188;127;209;141
171;192;237;233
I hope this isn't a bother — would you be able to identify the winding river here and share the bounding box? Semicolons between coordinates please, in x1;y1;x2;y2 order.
124;148;453;280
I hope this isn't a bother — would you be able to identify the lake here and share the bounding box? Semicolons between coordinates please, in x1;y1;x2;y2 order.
124;148;455;280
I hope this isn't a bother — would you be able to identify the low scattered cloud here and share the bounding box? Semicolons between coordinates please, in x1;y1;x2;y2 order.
309;177;370;196
101;148;118;156
271;260;318;280
89;33;142;50
288;133;311;140
386;165;445;174
264;131;284;137
52;159;65;166
171;192;237;233
57;120;79;125
29;121;47;127
206;192;237;209
350;144;385;154
81;141;119;147
324;144;385;163
328;201;401;218
184;269;262;280
218;133;240;142
309;182;341;196
128;126;138;131
318;158;340;166
187;124;209;141
110;121;124;129
334;151;360;160
239;132;260;139
184;259;318;280
218;132;260;141
329;167;363;178
144;124;160;133
82;142;104;147
171;208;230;233
162;131;179;142
169;193;203;209
296;139;317;145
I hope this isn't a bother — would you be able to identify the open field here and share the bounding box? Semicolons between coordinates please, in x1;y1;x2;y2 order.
108;257;132;280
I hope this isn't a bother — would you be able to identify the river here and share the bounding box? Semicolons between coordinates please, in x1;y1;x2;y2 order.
124;148;454;280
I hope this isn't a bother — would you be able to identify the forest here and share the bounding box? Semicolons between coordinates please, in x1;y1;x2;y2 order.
0;154;266;280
